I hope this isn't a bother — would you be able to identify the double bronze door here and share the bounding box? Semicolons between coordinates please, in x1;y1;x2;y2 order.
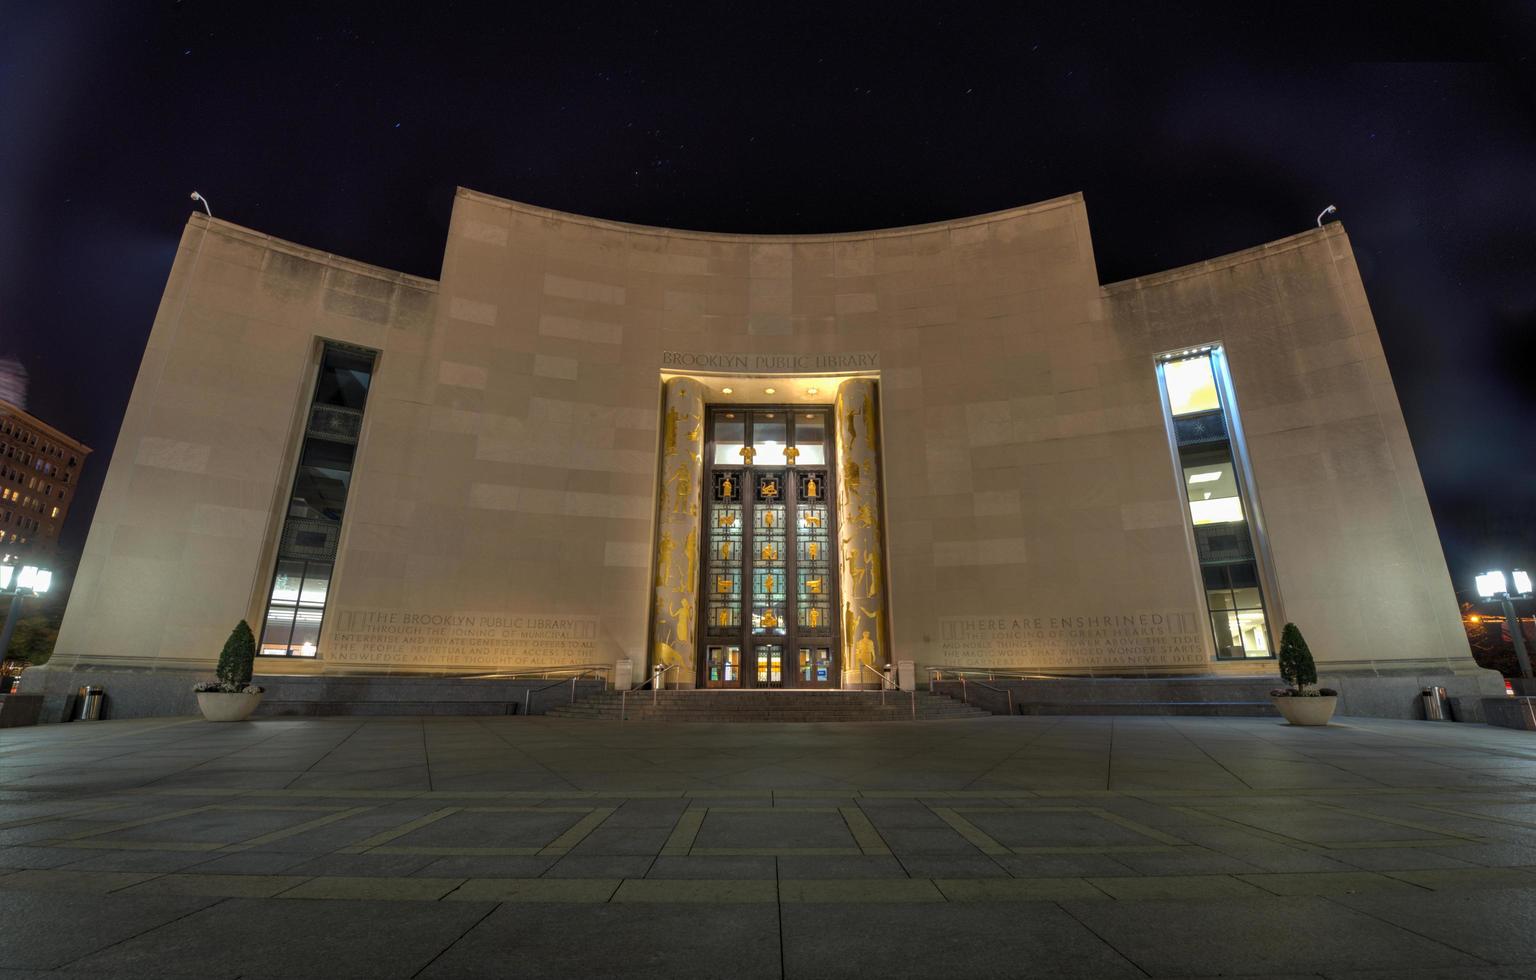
699;408;837;688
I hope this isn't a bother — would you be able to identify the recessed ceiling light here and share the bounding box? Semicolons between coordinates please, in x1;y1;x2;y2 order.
806;387;819;396
1187;471;1222;484
721;386;733;395
764;387;776;395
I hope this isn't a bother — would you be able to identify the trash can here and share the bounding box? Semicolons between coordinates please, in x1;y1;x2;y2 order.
74;686;104;721
1421;685;1449;722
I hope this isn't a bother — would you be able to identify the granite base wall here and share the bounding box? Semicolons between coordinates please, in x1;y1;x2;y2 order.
929;665;1506;721
16;665;608;722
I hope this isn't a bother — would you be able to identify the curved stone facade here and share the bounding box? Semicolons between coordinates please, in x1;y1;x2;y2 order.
34;187;1499;716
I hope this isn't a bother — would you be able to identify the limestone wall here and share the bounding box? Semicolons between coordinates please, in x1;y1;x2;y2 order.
47;189;1479;690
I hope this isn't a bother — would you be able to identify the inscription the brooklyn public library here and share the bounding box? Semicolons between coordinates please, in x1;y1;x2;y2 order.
328;610;599;667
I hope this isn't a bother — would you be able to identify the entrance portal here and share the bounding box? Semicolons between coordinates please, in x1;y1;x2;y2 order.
698;407;838;688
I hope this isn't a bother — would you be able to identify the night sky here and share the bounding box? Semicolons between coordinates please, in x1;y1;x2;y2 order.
2;2;1532;599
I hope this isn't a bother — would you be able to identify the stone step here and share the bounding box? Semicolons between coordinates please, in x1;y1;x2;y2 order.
1015;700;1279;717
547;689;992;722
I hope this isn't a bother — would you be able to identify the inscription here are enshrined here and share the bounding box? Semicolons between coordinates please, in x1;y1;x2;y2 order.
937;612;1207;669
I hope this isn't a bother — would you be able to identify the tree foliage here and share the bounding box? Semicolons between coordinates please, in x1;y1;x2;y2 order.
1277;622;1317;691
3;615;59;664
215;620;256;688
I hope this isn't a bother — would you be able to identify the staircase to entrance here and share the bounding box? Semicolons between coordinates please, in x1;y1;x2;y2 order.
546;689;992;722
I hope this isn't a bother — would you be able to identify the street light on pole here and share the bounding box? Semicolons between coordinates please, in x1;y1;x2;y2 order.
1476;568;1534;680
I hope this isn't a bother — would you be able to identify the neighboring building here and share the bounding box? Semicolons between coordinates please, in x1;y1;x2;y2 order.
29;189;1502;718
0;399;90;564
0;357;26;409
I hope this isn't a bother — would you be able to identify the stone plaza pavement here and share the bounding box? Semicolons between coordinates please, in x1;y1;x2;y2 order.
3;715;1536;979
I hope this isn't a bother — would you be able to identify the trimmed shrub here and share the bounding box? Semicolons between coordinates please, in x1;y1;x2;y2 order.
215;621;256;689
1277;622;1317;692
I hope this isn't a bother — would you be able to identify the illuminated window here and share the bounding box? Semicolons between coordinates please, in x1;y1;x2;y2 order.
1158;348;1273;660
260;344;376;657
1164;355;1221;416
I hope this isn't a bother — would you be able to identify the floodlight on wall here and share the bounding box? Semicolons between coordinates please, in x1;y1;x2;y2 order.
1475;567;1535;679
15;565;37;591
1514;570;1533;597
190;191;212;217
33;570;51;594
0;565;11;591
1476;571;1508;599
1316;204;1337;227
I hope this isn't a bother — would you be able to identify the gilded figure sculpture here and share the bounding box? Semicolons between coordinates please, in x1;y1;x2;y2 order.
671;596;694;644
805;476;818;498
854;630;876;668
655;534;674;588
666;464;693;516
683;528;698;588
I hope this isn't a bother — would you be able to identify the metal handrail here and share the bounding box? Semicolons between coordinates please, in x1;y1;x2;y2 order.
522;673;608;714
924;667;1014;714
859;662;915;719
620;663;677;721
465;664;612;682
924;664;1276;681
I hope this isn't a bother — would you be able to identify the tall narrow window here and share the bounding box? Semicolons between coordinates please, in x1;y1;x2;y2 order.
260;344;377;657
1157;347;1273;660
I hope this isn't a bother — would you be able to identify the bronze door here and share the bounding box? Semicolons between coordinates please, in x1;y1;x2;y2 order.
699;407;838;688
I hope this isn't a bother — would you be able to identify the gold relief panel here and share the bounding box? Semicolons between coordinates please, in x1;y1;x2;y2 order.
651;377;706;687
834;378;887;684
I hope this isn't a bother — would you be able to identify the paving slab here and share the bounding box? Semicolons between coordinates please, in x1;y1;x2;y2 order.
5;715;1536;978
69;897;495;978
419;902;781;979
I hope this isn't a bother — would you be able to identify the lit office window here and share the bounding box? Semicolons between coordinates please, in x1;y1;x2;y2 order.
1157;347;1272;660
260;344;376;657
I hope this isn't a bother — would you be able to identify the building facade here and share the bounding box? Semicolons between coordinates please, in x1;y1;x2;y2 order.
1;399;90;564
29;188;1500;717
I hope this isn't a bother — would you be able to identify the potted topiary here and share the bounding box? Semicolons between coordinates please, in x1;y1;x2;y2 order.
1269;622;1337;726
194;621;264;722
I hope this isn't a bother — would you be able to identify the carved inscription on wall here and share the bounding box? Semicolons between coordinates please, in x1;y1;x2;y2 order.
662;351;879;373
327;610;599;668
936;612;1207;669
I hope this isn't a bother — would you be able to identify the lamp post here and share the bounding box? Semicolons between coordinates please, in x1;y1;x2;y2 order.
1476;569;1534;680
0;561;54;666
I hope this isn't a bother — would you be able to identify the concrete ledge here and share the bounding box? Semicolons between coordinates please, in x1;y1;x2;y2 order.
0;693;43;727
1482;697;1536;731
17;665;607;722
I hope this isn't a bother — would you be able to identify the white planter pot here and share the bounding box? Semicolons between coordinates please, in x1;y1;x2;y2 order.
1271;694;1337;726
197;691;263;722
